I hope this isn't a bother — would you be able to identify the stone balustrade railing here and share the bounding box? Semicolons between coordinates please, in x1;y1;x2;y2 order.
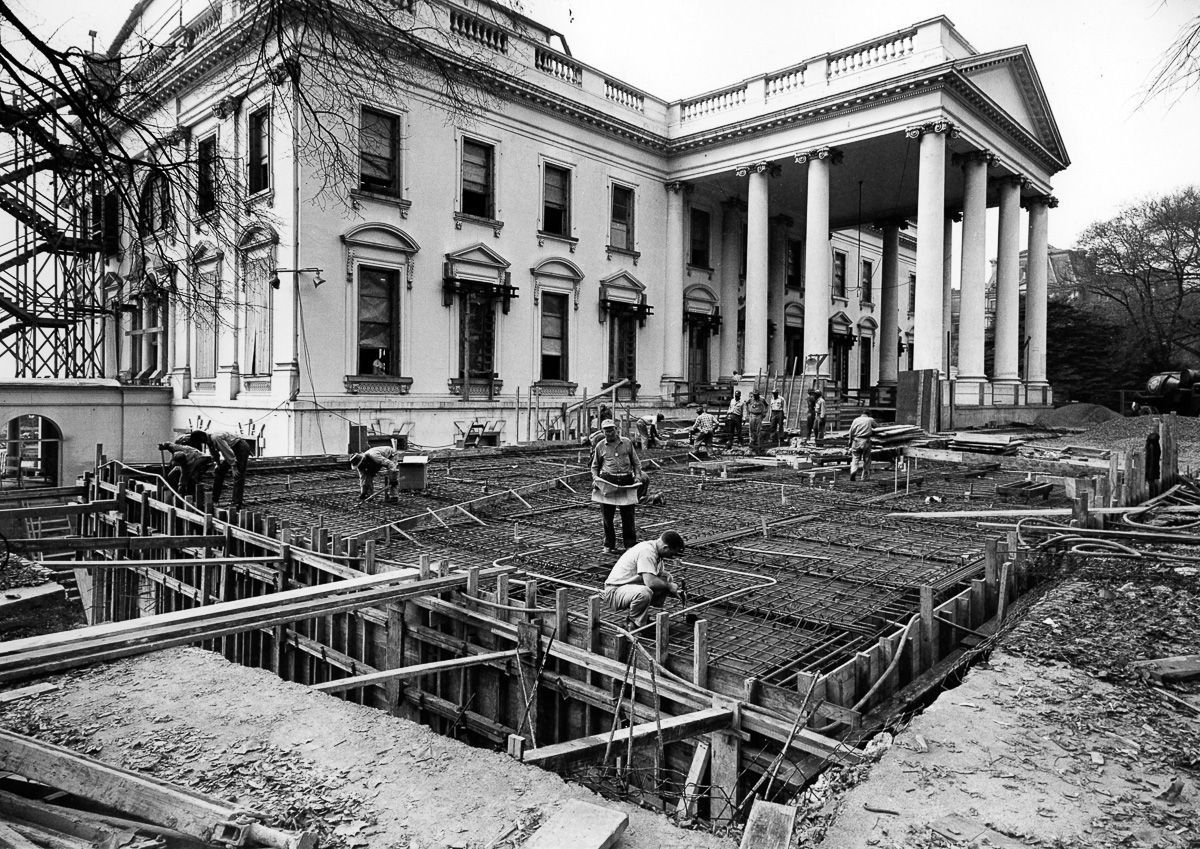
449;9;509;54
826;28;916;80
680;84;747;122
604;78;645;112
535;48;582;86
765;64;806;98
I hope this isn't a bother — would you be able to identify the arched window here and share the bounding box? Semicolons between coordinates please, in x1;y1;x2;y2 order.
139;173;172;235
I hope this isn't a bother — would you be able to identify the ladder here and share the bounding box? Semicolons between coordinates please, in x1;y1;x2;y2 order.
20;499;81;605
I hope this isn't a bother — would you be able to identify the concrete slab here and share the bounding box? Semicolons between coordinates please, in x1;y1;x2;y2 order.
524;799;628;849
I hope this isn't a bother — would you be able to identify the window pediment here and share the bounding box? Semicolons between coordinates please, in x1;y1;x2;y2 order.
237;225;278;251
598;270;645;306
342;223;420;254
784;302;804;328
445;242;511;285
830;311;853;334
683;283;718;316
857;316;879;335
531;257;583;308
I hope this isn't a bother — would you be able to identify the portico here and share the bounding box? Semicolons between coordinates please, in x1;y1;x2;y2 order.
656;16;1068;421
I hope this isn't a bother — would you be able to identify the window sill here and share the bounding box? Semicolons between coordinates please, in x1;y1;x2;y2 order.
454;212;504;237
687;264;714;280
531;379;578;397
352;189;411;218
605;245;640;266
448;376;504;397
860;301;875;310
832;295;849;306
191;380;217;393
344;375;414;395
245;188;274;211
537;231;578;252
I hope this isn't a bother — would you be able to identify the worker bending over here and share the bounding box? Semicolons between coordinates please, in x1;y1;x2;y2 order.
602;531;687;628
158;441;215;500
634;412;665;449
178;430;252;513
350;445;405;503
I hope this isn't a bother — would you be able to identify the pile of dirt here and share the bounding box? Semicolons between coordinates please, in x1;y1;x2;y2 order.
1035;414;1200;473
1035;403;1122;428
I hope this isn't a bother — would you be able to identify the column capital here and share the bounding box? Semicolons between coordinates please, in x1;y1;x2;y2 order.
873;217;910;231
735;161;773;178
793;146;843;165
904;119;959;139
665;180;692;194
951;149;996;168
995;174;1028;190
1022;193;1059;209
946;209;964;223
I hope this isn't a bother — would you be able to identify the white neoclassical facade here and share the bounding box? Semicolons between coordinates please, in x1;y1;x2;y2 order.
102;0;1067;453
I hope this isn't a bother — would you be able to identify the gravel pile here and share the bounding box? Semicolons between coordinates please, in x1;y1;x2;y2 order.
1035;414;1200;473
1035;403;1121;428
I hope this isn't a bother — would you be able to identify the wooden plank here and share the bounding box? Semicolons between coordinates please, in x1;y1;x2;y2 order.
0;728;314;849
0;500;119;521
0;683;60;703
522;799;628;849
675;739;711;820
43;556;284;570
6;535;227;555
709;707;740;825
522;707;732;770
312;650;516;693
1131;654;1200;684
0;821;44;849
739;799;797;849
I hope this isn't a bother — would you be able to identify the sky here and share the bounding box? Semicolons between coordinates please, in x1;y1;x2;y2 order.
25;0;1200;249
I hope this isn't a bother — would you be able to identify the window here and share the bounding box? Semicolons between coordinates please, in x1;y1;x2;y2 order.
247;107;271;195
194;269;219;379
786;240;804;292
461;139;494;218
360;107;400;195
541;163;571;236
138;174;171;235
461;290;496;377
908;272;917;314
540;292;568;380
689;208;711;267
859;335;873;388
197;136;217;214
608;311;637;383
357;266;400;375
127;295;166;379
242;251;272;376
861;259;874;303
832;250;847;299
609;184;634;250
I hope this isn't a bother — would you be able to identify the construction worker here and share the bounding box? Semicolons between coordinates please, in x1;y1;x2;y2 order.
725;391;745;446
690;406;719;452
634;412;665;449
847;410;878;481
768;390;786;446
746;391;768;449
350;445;404;503
178;430;252;513
591;418;645;553
602;530;687;628
807;390;827;446
157;441;215;500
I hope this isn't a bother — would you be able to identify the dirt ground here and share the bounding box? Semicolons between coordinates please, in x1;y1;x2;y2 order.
0;647;738;849
811;554;1200;849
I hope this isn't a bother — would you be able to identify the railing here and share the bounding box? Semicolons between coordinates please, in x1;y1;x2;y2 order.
604;79;644;112
826;28;916;80
534;48;582;86
765;65;806;98
679;83;746;122
188;4;222;42
449;10;509;54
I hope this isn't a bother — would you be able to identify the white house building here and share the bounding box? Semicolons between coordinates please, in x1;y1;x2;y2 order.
98;0;1067;455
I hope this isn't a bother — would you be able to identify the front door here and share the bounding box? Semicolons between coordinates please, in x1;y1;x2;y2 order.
688;322;710;386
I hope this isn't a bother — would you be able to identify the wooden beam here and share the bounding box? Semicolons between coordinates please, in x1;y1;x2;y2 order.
5;535;226;555
676;738;710;820
312;650;517;694
0;728;314;849
43;556;284;570
739;799;797;849
522;706;732;769
0;500;119;521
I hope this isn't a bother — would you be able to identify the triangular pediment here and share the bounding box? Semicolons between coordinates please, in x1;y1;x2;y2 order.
956;48;1068;166
599;270;646;305
446;242;511;270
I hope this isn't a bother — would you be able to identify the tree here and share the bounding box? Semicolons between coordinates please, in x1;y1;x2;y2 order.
1044;300;1144;405
0;0;527;326
1075;187;1200;372
1145;8;1200;103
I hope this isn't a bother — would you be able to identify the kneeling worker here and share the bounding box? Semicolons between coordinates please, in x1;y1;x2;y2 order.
350;445;405;503
602;530;687;628
158;440;215;500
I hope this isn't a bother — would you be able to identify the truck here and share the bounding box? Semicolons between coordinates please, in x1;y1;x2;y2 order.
1132;368;1200;416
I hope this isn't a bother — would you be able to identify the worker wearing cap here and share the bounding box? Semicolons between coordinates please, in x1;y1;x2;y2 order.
602;531;686;628
591;418;645;553
350;445;405;503
157;440;215;500
746;391;768;449
178;429;252;513
725;391;745;446
768;390;786;446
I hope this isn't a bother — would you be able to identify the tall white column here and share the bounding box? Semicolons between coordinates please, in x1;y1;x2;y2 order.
909;122;950;374
768;215;789;373
798;148;833;379
662;181;687;385
994;176;1023;384
718;198;742;381
878;222;901;386
958;152;989;382
942;213;955;375
1026;194;1055;389
741;163;770;379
